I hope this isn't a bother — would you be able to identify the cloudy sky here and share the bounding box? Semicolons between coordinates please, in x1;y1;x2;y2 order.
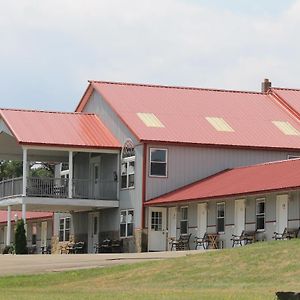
0;0;299;111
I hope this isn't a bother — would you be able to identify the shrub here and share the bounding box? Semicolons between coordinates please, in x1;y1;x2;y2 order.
14;219;27;254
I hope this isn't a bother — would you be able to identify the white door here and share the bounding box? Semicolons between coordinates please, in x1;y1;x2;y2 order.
88;212;99;253
41;221;48;248
92;163;100;198
234;199;245;235
148;207;167;251
197;203;207;238
276;195;288;233
168;207;177;250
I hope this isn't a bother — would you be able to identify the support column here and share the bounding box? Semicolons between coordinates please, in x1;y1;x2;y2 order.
6;206;11;246
22;203;26;222
68;151;73;198
116;152;120;200
22;148;27;196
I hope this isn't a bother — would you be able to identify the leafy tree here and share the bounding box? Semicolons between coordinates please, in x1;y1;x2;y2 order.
14;219;27;254
0;160;23;180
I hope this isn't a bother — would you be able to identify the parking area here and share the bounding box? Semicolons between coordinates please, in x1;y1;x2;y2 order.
0;250;203;277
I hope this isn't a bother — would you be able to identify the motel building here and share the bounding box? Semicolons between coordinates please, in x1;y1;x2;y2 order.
1;79;300;253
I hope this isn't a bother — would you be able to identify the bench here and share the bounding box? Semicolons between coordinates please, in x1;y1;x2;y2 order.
95;239;123;253
170;234;191;251
231;230;257;247
273;227;300;240
195;233;208;250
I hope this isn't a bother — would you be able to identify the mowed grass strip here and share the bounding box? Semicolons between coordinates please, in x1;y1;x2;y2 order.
0;240;300;299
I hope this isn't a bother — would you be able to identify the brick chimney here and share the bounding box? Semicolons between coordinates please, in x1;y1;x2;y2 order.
261;78;271;93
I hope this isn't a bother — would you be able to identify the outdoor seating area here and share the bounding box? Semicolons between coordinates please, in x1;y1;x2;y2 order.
273;227;300;240
169;234;192;251
231;230;257;247
94;239;123;253
60;242;86;254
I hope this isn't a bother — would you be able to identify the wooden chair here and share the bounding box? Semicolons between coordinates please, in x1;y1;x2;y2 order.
273;227;300;240
170;234;191;251
194;233;208;250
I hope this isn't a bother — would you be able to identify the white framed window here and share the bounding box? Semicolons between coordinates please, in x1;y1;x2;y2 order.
121;158;135;189
121;140;135;189
120;210;134;238
180;207;188;234
149;148;168;177
59;217;70;242
217;203;225;233
256;198;265;231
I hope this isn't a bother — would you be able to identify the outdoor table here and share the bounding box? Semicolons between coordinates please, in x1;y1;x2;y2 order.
207;233;219;249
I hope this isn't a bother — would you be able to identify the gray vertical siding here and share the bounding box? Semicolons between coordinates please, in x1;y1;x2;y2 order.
162;189;300;250
146;144;300;200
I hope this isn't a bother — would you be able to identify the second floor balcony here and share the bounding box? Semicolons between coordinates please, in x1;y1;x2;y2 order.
0;177;118;200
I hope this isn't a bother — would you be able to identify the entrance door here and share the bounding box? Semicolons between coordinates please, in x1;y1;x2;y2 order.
276;195;288;233
41;221;48;248
148;207;167;251
234;199;245;235
88;212;99;253
197;203;207;238
168;207;177;250
92;162;101;199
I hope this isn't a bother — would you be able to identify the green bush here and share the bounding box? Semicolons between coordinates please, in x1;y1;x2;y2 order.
14;219;27;254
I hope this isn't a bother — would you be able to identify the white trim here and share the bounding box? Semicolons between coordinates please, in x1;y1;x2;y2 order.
68;151;73;198
22;145;119;154
22;148;27;196
149;148;168;177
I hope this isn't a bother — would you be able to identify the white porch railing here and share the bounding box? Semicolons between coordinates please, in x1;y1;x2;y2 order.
0;177;118;200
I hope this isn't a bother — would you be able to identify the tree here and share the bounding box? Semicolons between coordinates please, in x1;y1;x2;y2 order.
14;219;27;254
0;160;23;181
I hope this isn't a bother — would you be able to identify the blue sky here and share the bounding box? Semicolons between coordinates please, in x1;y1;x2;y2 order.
0;0;299;111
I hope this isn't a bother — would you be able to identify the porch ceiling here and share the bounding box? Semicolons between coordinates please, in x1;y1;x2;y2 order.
0;197;119;213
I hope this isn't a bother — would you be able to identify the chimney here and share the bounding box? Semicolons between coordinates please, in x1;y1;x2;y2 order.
261;78;271;93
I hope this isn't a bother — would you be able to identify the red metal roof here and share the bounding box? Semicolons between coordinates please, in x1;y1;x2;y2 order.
76;81;300;150
0;109;120;149
0;211;53;224
146;158;300;205
270;88;300;121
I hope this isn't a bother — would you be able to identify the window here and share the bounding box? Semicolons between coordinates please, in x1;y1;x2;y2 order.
151;211;162;231
121;158;135;189
149;148;168;177
120;210;134;237
121;140;135;189
32;223;37;245
256;199;265;231
217;203;225;233
180;207;188;234
59;217;70;242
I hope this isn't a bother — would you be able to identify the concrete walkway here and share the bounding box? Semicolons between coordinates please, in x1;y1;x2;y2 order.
0;250;205;277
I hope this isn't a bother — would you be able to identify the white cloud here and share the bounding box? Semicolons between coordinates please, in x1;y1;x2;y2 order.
0;0;299;110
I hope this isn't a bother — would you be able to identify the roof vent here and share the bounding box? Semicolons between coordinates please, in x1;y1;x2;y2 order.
137;113;165;128
261;78;272;93
206;117;234;132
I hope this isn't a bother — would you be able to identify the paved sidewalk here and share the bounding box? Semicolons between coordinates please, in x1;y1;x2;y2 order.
0;250;205;277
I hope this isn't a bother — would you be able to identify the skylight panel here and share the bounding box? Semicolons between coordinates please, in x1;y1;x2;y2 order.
137;113;164;128
272;121;300;136
206;117;234;132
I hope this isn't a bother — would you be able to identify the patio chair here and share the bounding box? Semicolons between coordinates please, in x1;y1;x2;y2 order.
194;233;208;250
73;242;85;254
231;230;257;247
170;234;192;251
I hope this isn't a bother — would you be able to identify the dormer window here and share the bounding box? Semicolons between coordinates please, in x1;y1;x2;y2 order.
121;139;135;189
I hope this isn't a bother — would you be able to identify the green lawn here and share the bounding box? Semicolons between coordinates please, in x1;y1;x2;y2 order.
0;240;300;300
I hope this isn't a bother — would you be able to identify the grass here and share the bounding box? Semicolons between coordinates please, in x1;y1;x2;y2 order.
0;240;300;299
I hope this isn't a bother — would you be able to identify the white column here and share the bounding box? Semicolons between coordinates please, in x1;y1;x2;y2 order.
22;148;28;196
6;206;11;246
116;152;120;200
68;151;73;198
22;203;26;222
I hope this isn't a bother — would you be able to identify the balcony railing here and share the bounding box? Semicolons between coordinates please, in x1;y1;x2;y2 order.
0;177;118;200
0;177;23;198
